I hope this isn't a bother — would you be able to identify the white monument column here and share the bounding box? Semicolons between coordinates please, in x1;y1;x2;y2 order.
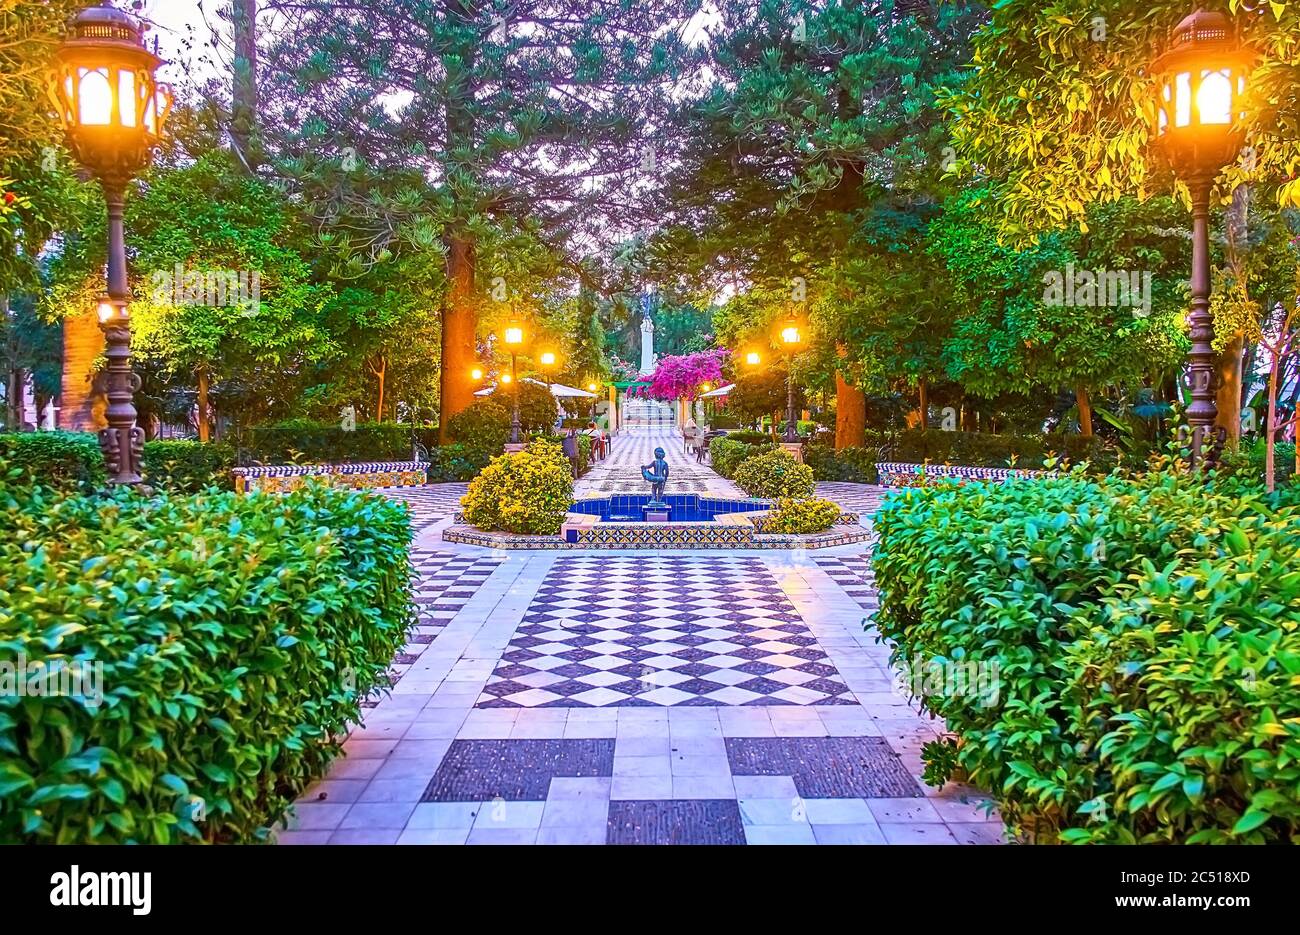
639;315;655;375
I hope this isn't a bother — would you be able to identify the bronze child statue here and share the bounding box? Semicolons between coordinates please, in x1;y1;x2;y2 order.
642;447;669;503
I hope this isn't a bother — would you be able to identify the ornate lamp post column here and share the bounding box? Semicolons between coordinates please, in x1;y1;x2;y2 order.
49;2;172;486
504;320;524;444
1151;9;1253;466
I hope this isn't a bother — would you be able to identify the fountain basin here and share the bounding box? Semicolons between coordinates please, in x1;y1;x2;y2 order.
569;494;767;523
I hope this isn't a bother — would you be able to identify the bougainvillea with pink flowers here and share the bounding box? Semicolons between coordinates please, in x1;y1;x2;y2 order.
646;349;728;401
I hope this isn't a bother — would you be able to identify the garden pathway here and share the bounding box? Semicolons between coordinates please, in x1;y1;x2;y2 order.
279;427;1006;845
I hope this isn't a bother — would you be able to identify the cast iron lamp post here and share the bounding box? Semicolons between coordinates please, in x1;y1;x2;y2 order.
504;320;524;443
779;317;803;443
1151;8;1253;465
49;2;171;486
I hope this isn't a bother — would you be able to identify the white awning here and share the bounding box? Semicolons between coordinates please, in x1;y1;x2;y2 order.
475;377;598;399
699;383;734;399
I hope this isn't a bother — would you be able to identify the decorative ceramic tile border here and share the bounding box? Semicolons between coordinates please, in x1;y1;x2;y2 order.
440;523;873;551
232;461;427;493
875;461;1044;488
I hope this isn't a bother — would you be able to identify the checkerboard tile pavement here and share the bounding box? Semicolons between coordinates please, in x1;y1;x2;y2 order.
815;482;891;523
375;483;469;534
361;549;505;706
475;555;856;708
812;552;879;614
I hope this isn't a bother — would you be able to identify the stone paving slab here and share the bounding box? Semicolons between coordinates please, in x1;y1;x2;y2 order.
281;434;1010;846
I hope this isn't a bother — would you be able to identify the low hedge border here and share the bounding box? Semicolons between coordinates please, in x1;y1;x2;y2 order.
0;479;415;843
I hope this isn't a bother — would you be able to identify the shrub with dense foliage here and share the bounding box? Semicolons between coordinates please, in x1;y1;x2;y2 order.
142;440;237;492
424;443;484;482
872;467;1300;844
0;432;105;493
887;429;1115;471
460;439;574;535
765;497;841;533
733;449;816;499
0;478;415;843
245;419;413;464
803;444;880;483
709;436;774;479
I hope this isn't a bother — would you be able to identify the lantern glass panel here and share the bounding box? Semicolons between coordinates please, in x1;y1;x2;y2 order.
144;93;157;133
79;68;112;125
119;70;137;126
1198;69;1232;124
1173;72;1191;127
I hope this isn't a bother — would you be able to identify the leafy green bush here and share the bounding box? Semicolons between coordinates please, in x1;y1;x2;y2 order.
447;399;510;462
142;440;236;492
0;432;105;493
0;479;414;843
460;439;573;534
709;437;774;479
873;467;1300;843
245;419;412;463
803;444;880;483
765;497;841;533
425;443;486;482
733;449;816;499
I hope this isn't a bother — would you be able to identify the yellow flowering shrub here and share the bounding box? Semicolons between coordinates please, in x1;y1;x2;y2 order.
765;497;841;534
460;439;574;534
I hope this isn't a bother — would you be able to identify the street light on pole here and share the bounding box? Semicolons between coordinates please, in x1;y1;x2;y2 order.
779;316;803;443
1151;9;1254;466
49;2;172;486
504;319;524;443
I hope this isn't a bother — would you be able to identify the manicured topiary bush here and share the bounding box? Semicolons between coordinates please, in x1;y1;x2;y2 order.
0;478;415;843
765;497;840;533
709;436;773;479
872;466;1300;844
460;438;573;534
142;440;237;492
733;449;815;499
0;431;105;493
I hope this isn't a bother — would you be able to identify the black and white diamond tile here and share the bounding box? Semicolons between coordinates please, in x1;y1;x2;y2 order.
476;556;855;708
815;482;889;521
362;549;503;706
813;554;878;613
376;483;469;534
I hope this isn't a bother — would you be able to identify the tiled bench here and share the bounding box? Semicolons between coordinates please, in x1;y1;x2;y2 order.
232;461;427;494
875;461;1044;488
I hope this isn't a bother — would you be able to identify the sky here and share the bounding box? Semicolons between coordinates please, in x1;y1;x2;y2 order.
138;0;221;87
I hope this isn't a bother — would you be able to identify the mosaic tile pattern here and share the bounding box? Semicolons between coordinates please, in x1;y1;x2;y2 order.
377;483;470;534
726;737;923;798
476;556;856;708
606;799;746;845
814;554;879;613
422;739;615;801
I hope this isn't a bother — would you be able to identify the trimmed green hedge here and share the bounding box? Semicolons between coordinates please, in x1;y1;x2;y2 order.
245;420;413;464
804;444;879;483
0;479;414;843
0;432;105;493
142;440;236;492
873;468;1300;843
709;437;774;479
887;429;1115;470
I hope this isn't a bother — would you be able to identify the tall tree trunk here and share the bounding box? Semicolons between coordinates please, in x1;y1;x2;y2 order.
1076;385;1094;437
370;353;387;422
196;364;211;443
917;378;929;431
438;234;477;442
1241;340;1257;411
230;0;259;172
834;369;865;449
